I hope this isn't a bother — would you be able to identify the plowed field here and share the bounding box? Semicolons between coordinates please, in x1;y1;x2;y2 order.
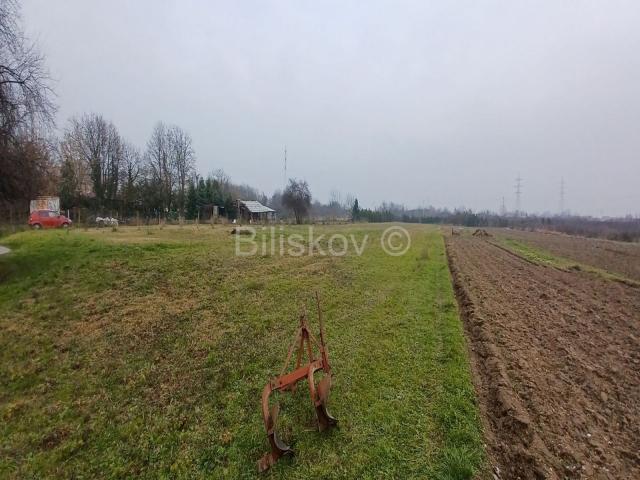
492;229;640;282
446;236;640;479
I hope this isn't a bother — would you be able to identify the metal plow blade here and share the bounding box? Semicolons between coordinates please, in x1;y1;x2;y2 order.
257;401;293;472
315;374;337;432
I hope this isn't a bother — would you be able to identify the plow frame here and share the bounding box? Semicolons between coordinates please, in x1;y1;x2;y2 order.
257;293;337;472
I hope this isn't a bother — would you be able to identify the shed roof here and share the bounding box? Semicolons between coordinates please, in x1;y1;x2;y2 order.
240;200;275;213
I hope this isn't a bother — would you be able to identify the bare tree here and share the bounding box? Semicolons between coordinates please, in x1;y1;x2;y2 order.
212;168;230;193
121;142;141;188
58;134;86;208
168;125;194;218
269;189;283;212
0;0;56;205
282;178;312;224
0;0;54;142
1;136;56;206
146;122;173;213
343;193;355;211
119;141;141;215
329;189;342;207
64;114;122;211
231;182;264;203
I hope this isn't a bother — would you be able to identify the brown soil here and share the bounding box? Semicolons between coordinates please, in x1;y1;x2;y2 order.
473;228;492;237
446;236;640;479
491;229;640;282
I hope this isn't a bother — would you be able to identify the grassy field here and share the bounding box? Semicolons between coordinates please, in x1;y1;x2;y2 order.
0;224;485;479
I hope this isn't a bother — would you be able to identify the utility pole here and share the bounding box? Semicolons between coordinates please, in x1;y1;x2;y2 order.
515;174;522;217
559;177;565;216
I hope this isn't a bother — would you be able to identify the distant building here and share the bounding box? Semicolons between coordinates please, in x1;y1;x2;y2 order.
198;204;220;221
237;200;276;223
30;196;60;214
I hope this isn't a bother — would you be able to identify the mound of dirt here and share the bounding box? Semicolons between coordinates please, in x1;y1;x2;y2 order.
472;228;491;237
446;237;640;479
230;227;253;235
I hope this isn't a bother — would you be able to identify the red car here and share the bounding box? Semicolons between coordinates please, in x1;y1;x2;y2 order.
28;210;72;229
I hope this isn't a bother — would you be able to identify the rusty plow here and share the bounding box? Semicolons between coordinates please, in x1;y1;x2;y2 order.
257;293;337;472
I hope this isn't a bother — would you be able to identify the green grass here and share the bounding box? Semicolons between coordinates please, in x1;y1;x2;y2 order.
499;238;639;286
0;224;486;479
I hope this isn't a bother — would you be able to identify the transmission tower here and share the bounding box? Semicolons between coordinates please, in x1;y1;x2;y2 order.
500;196;506;216
515;174;522;216
559;177;565;216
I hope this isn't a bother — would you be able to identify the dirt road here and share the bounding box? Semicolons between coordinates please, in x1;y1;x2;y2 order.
446;236;640;479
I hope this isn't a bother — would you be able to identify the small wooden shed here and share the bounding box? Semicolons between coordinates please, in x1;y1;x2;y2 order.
237;200;276;223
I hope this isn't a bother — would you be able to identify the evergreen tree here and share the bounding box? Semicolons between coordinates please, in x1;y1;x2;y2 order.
224;194;237;219
196;178;207;207
351;198;360;222
204;177;212;204
186;180;197;219
58;158;78;210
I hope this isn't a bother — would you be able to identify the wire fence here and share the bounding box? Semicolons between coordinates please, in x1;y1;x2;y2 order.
0;202;239;237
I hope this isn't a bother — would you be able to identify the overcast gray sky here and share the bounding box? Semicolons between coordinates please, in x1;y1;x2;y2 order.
22;0;640;216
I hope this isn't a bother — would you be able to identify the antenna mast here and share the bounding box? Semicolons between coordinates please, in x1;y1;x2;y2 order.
283;146;287;189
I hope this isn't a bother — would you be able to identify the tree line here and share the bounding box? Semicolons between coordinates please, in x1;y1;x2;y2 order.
60;115;188;218
57;114;250;221
0;2;263;223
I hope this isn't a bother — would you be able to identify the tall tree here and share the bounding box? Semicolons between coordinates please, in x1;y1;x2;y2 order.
185;178;197;219
58;131;90;208
146;122;173;213
168;125;194;218
0;0;56;205
351;198;360;221
58;155;78;209
119;141;141;216
282;178;312;224
196;177;207;207
0;0;54;143
64;114;122;211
